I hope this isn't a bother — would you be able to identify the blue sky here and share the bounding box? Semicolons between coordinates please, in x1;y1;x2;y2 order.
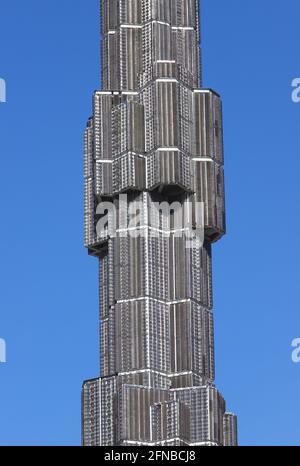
0;0;300;446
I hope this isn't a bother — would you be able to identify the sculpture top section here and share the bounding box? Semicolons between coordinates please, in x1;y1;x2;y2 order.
101;0;202;90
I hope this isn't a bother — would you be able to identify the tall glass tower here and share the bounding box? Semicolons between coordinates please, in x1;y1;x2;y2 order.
82;0;237;446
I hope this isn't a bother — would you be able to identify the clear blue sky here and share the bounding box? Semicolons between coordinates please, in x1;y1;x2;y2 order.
0;0;299;446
